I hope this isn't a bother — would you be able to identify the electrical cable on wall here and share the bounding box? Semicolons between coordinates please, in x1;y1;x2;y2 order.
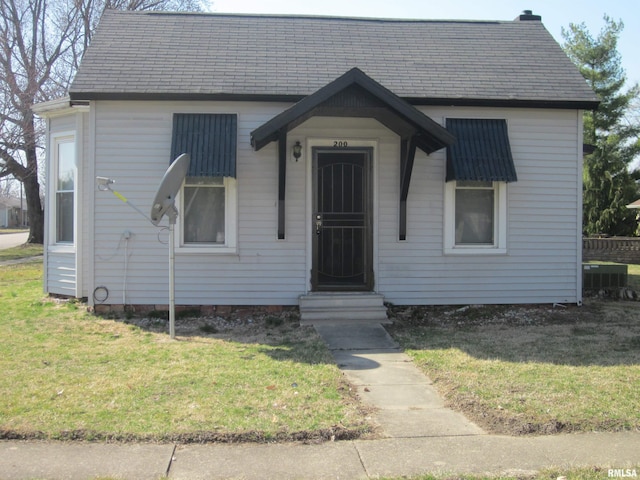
96;177;169;308
96;154;190;340
93;286;109;304
95;231;127;263
123;231;130;305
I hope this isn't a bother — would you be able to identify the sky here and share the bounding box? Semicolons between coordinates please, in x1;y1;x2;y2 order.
210;0;640;89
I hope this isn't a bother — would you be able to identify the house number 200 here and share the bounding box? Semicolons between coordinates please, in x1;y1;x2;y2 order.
333;141;348;147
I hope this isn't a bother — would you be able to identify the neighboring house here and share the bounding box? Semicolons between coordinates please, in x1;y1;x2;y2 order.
34;10;598;320
0;196;27;228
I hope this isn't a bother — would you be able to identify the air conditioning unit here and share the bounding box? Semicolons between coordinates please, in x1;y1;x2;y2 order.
583;264;628;289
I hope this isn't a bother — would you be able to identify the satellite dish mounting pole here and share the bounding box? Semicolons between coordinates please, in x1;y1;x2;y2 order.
167;205;178;339
148;153;191;340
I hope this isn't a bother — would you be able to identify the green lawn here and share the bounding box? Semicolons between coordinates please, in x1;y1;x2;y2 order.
388;302;640;435
0;262;370;442
627;264;640;290
0;243;42;261
3;252;640;443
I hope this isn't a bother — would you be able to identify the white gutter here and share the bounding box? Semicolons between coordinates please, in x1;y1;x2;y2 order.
32;96;89;118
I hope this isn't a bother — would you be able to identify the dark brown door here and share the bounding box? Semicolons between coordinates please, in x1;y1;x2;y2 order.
312;148;373;291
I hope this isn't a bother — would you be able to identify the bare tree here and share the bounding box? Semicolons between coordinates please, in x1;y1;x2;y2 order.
0;0;203;244
0;0;80;242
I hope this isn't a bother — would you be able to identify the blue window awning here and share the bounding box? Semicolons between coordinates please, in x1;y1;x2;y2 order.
446;118;517;183
171;114;237;177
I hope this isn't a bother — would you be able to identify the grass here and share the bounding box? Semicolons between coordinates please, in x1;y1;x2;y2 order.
3;252;640;443
388;302;640;435
628;264;640;290
0;262;369;442
0;243;42;261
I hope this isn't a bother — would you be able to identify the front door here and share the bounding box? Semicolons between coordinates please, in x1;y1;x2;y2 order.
312;148;373;291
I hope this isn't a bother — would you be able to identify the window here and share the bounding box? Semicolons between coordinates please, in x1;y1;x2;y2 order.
180;176;237;251
171;113;238;253
54;136;75;244
183;177;225;244
455;181;494;245
443;118;516;255
444;180;507;254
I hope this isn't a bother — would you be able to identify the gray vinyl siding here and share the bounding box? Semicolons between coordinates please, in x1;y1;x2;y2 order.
92;101;307;306
377;107;582;305
46;252;76;296
87;101;581;306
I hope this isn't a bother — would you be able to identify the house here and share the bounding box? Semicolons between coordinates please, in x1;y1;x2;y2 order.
0;196;27;228
34;10;598;320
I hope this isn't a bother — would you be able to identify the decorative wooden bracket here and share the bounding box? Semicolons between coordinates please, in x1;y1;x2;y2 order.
278;132;287;239
399;136;417;241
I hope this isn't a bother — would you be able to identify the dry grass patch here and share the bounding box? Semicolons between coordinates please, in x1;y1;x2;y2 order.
387;301;640;435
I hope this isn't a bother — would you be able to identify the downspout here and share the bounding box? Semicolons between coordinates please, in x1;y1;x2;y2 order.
75;111;84;299
576;109;584;306
87;102;96;308
42;117;50;295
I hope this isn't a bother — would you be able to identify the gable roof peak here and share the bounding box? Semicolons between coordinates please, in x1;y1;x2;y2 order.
251;68;455;153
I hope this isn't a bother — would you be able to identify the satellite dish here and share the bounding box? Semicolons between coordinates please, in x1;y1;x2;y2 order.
150;153;190;339
150;153;190;226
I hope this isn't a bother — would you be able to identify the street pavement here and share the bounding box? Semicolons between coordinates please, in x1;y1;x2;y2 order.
0;231;28;249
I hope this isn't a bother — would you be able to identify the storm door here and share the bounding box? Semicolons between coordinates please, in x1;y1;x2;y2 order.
312;148;373;291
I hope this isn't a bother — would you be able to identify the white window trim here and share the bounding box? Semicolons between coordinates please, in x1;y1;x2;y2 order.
444;180;507;255
176;176;238;254
48;131;76;253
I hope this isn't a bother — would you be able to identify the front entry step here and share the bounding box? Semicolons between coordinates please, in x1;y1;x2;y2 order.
298;292;389;325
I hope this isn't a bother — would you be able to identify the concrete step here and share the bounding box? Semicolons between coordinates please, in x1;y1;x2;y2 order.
299;293;389;324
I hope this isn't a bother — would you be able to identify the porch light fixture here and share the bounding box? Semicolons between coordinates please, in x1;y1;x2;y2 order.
292;141;302;161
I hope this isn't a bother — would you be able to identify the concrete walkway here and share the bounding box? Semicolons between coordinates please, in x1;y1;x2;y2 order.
314;322;484;438
2;322;639;479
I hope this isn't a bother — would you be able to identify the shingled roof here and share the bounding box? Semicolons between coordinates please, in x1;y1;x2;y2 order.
69;10;598;108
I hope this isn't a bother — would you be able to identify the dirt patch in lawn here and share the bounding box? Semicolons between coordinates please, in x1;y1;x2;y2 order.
111;306;306;346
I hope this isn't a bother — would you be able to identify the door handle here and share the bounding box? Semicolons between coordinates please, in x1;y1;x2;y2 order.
315;214;322;235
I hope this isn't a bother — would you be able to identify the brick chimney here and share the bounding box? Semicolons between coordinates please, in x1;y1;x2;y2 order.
516;10;542;21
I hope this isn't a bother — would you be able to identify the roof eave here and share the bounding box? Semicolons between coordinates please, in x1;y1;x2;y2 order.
68;91;303;103
32;96;90;118
69;91;600;111
407;96;600;111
